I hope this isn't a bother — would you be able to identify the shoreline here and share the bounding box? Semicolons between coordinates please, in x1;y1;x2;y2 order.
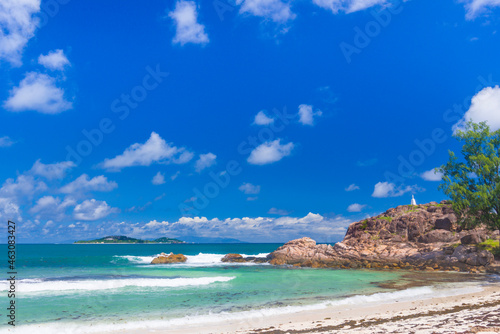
108;276;500;334
4;271;499;334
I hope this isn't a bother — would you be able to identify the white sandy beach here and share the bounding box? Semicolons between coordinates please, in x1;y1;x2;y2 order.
114;282;500;334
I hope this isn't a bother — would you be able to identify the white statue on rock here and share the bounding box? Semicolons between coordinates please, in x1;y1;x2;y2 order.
411;195;417;206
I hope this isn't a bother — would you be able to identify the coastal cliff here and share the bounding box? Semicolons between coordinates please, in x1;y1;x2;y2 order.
267;201;500;273
225;201;499;273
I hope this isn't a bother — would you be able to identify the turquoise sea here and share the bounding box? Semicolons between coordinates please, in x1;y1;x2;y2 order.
0;244;492;333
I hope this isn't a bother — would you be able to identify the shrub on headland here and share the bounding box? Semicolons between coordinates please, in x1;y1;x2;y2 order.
439;121;500;231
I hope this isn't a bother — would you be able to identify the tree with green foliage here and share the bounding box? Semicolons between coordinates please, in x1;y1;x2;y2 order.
438;121;500;230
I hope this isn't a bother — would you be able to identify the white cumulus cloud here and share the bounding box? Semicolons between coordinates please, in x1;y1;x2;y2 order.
73;199;118;221
345;184;360;191
0;136;15;147
236;0;296;23
0;173;47;223
38;49;70;70
101;132;193;171
0;174;47;200
60;174;118;194
3;72;72;114
312;0;386;14
372;182;422;198
30;195;75;221
152;172;166;185
239;182;261;194
298;104;322;126
454;86;500;132
169;0;209;46
30;159;75;180
0;198;21;222
195;153;217;172
137;212;351;242
0;0;41;66
421;169;444;182
461;0;500;19
253;110;275;125
247;139;294;165
347;203;366;212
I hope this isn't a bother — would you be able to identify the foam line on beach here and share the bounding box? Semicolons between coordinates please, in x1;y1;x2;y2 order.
0;276;236;294
0;284;484;334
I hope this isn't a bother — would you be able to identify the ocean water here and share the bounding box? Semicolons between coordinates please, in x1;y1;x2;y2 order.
0;244;489;333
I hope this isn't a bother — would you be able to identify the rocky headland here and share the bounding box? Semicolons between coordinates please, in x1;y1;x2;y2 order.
227;201;500;273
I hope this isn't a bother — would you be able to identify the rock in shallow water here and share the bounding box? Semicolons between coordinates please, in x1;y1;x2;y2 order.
221;253;245;262
151;252;187;264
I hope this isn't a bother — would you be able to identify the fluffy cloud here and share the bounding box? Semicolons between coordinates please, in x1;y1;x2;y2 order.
0;136;15;147
421;168;444;182
345;184;360;191
236;0;296;23
101;132;193;170
30;196;76;221
30;159;75;180
0;174;47;200
454;86;500;132
312;0;386;14
247;139;294;165
23;211;352;243
3;72;72;114
169;0;209;45
152;172;166;185
135;212;351;242
239;182;261;194
0;174;47;222
298;104;322;126
253;110;275;125
73;199;119;221
195;153;217;172
347;203;366;212
0;0;40;66
0;198;21;222
38;49;70;70
372;182;422;198
60;174;118;194
461;0;500;19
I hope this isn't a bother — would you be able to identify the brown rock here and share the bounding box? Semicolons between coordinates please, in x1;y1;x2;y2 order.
427;206;439;213
267;237;337;265
452;245;494;266
434;215;456;231
461;233;485;245
221;253;245;263
151;253;187;264
379;229;392;240
417;230;455;243
407;221;424;241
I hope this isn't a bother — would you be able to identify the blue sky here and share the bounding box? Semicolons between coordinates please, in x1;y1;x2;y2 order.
1;0;500;243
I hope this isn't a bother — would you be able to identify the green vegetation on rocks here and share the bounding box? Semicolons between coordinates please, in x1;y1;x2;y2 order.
478;239;500;257
439;121;500;230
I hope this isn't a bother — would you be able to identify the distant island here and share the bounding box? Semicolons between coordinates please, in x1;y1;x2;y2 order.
74;235;186;244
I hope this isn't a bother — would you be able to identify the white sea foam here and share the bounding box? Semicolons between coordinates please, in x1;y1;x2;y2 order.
0;284;483;334
113;255;155;264
113;252;270;267
0;276;235;294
